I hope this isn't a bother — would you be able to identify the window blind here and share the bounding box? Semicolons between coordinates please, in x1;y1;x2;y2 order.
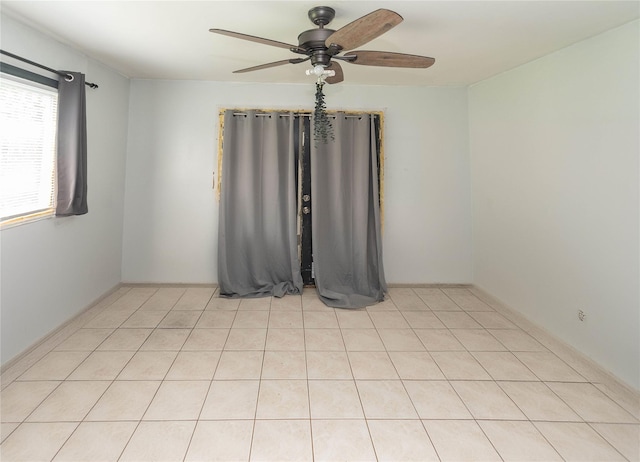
0;77;58;222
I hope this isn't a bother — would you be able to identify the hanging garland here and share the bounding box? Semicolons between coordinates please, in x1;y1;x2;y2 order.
313;81;334;146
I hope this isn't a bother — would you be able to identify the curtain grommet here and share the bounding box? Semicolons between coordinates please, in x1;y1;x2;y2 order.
65;73;74;82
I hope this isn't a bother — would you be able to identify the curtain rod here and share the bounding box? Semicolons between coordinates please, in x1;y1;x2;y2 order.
0;50;98;89
231;112;374;119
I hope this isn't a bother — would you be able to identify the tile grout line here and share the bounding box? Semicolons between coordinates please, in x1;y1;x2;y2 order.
379;292;448;461
337;306;380;461
585;421;635;462
181;288;222;462
439;288;576;460
52;287;160;462
105;287;194;461
395;288;574;461
245;295;271;462
302;298;316;462
107;288;162;462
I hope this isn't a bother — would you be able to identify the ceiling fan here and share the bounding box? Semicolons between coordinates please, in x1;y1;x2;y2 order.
209;6;435;84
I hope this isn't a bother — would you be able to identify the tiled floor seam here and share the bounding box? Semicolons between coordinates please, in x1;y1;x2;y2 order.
336;313;380;460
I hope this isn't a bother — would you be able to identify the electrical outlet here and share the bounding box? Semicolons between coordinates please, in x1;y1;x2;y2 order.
578;310;586;322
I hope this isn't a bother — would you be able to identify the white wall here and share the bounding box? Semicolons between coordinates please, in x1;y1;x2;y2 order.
0;14;130;364
122;81;472;284
469;20;639;388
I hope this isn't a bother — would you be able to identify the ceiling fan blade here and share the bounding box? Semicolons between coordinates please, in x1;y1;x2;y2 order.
345;50;435;68
325;9;402;51
325;61;344;84
210;28;301;51
233;57;309;74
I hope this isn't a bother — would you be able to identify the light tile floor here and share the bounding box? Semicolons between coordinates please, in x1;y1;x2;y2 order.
1;286;638;461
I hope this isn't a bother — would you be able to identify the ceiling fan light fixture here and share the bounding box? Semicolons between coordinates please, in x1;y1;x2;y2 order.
307;65;326;76
306;65;335;83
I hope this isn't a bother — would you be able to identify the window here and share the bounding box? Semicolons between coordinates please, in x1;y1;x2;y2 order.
0;76;58;226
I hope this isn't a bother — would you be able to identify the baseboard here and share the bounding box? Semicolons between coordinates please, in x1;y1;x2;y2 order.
470;284;639;416
0;283;126;387
387;283;472;288
122;282;218;288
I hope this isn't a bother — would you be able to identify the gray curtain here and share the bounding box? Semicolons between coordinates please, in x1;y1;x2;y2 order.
56;71;88;216
218;110;303;298
311;113;387;308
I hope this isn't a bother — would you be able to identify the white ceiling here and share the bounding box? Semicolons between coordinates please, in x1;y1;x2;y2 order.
2;1;638;86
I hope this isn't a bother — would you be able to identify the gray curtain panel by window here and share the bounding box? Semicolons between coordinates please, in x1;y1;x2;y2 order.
311;113;387;308
218;110;303;298
56;71;88;216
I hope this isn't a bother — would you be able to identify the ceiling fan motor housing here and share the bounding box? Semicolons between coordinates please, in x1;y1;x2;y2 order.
298;28;335;66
